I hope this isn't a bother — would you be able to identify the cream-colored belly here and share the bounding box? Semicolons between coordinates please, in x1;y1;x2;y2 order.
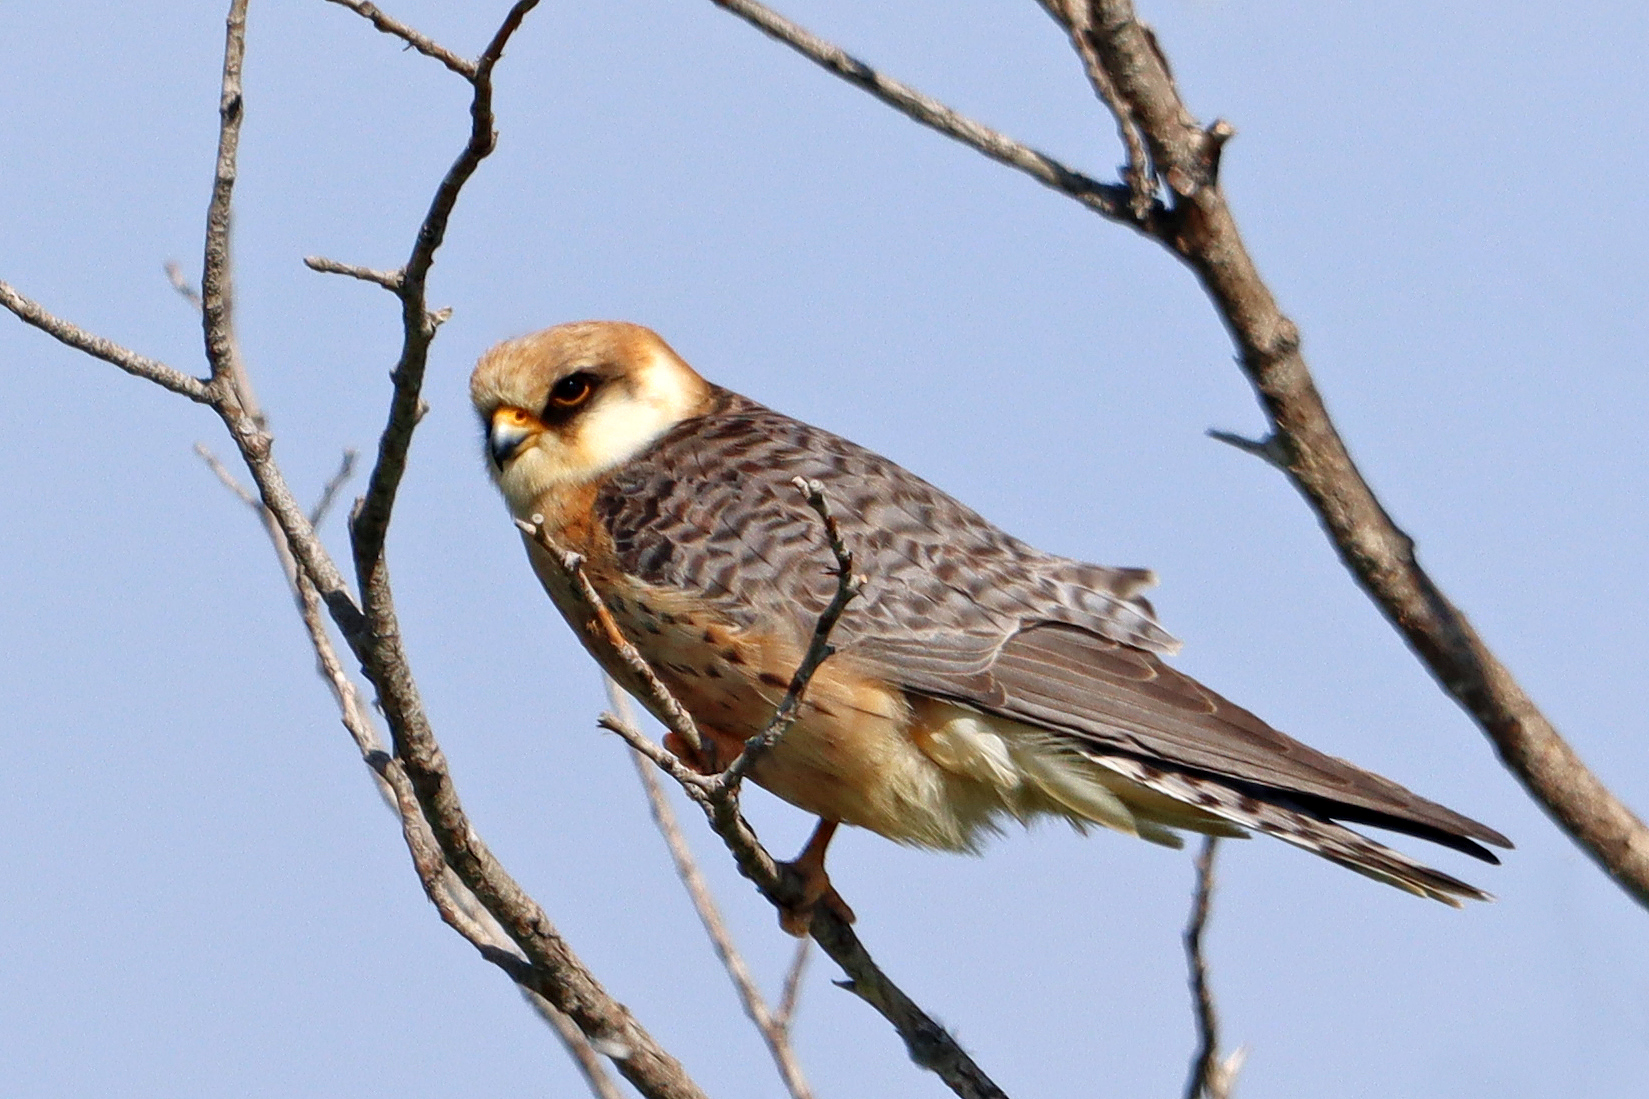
527;540;1238;852
628;611;1245;854
746;693;1247;853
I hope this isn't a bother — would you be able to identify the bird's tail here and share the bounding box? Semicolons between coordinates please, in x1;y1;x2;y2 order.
1090;752;1492;906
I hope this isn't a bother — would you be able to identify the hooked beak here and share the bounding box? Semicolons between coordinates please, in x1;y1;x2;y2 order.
488;407;537;468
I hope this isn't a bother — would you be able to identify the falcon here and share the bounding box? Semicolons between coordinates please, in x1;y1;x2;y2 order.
472;320;1508;926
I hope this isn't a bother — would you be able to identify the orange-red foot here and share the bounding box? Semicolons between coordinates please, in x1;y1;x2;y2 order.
663;731;720;775
777;820;856;936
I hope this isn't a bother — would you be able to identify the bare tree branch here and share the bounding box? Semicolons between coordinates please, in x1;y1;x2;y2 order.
1035;0;1154;218
617;687;817;1099
320;0;478;79
195;440;356;530
516;485;862;811
303;254;405;291
775;937;811;1032
1068;0;1649;909
299;569;625;1099
1182;839;1242;1099
196;440;624;1099
203;394;692;1094
165;260;205;311
374;699;707;1099
5;5;711;1097
194;443;258;506
599;705;1008;1099
347;0;539;609
166;255;260;449
200;0;250;401
309;449;359;527
0;281;210;402
197;442;508;985
289;6;712;1095
705;0;1141;226
703;0;1649;911
519;511;1011;1099
522;993;630;1099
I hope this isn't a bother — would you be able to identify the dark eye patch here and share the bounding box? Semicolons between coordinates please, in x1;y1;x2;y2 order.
543;370;598;419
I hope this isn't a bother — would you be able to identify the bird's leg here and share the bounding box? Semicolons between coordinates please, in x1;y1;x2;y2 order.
777;818;855;936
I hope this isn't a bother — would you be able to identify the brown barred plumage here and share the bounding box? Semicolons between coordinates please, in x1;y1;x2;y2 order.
473;321;1509;910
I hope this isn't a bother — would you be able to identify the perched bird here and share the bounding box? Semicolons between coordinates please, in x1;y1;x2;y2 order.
472;320;1508;928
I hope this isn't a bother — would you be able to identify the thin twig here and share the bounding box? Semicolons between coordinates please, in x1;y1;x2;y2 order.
775;938;811;1032
193;443;258;507
349;0;541;603
168;250;257;433
1205;428;1288;472
719;478;863;791
1182;838;1242;1099
1036;0;1154;219
321;0;477;78
309;449;359;527
164;260;204;311
517;519;709;763
303;254;405;292
616;686;817;1099
519;508;1009;1099
520;488;862;801
0;281;210;402
705;0;1140;227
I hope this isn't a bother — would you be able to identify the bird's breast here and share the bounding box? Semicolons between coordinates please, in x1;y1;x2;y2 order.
514;489;1099;851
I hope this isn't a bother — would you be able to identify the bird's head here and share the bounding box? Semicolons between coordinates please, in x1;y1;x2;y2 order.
470;321;712;516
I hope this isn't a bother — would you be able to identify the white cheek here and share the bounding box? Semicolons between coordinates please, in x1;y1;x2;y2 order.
494;403;681;517
493;347;701;514
570;391;679;473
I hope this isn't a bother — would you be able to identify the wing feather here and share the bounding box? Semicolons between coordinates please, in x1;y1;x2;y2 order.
595;389;1508;872
597;389;1175;655
982;623;1509;856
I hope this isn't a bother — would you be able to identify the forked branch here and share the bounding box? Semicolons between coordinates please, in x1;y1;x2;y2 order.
519;485;1009;1099
3;4;707;1098
348;0;541;595
619;685;816;1099
706;0;1143;227
701;0;1649;911
1069;0;1649;908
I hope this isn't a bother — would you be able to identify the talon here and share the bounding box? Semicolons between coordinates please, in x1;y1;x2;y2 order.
777;819;854;936
777;874;855;937
663;731;719;774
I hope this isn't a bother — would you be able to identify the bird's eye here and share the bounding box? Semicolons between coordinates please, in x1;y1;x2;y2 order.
546;371;597;413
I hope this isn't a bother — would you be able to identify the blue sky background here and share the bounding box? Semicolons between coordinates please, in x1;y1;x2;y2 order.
3;2;1646;1096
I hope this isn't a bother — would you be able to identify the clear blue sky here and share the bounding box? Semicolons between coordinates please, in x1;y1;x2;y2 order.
3;2;1647;1096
